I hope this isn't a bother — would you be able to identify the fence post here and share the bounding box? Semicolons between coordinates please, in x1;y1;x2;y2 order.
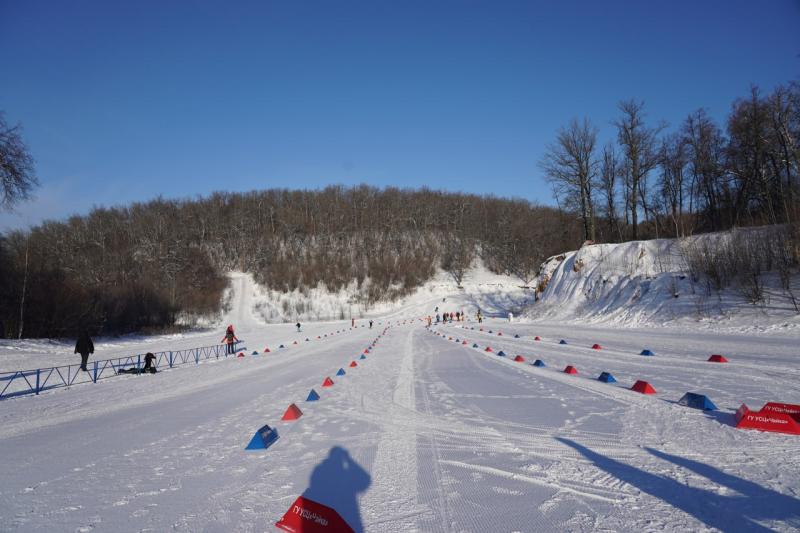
137;354;141;370
195;349;199;364
169;351;174;368
35;369;41;395
92;361;98;383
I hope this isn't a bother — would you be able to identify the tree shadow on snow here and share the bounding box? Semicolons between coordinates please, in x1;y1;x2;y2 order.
557;437;800;532
300;446;371;532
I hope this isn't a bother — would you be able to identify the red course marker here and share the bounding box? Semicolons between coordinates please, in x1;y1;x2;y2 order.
276;496;354;533
349;361;358;368
631;380;656;394
736;403;800;435
281;403;303;421
564;365;578;375
322;377;335;387
708;354;728;363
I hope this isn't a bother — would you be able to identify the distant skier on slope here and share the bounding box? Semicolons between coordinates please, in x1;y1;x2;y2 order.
221;325;238;355
296;322;302;332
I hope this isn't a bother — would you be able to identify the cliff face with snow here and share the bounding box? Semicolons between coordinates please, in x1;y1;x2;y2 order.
527;229;800;331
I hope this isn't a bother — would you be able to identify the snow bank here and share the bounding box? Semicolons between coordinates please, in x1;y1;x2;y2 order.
528;228;800;332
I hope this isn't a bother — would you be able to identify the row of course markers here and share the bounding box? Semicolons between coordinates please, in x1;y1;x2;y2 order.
461;325;733;364
432;322;800;436
242;317;418;532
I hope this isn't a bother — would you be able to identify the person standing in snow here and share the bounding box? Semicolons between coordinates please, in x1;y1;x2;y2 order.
74;330;94;371
296;322;302;332
508;311;514;323
221;325;238;355
351;318;355;328
369;320;373;329
435;313;440;324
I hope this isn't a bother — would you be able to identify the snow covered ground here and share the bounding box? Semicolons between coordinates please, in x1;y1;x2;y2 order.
1;266;799;531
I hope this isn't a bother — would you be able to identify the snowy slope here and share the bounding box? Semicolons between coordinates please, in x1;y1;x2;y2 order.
529;230;800;333
1;265;799;532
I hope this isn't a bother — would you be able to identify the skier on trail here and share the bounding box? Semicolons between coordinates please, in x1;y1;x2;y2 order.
221;325;238;355
369;320;373;329
296;322;302;332
74;330;94;371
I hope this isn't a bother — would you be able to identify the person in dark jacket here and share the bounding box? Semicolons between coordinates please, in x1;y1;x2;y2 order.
75;330;94;371
143;352;157;373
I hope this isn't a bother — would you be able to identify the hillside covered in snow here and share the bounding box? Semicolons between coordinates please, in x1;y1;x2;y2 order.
528;226;800;332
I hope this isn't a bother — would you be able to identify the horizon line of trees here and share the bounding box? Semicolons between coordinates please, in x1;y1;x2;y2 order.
540;80;800;243
0;186;581;339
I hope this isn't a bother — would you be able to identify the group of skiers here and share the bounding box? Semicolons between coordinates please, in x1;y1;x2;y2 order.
426;308;484;326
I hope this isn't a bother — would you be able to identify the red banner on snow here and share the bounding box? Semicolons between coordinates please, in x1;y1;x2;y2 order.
276;496;354;533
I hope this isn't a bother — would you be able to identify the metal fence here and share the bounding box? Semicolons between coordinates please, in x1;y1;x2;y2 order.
0;341;244;401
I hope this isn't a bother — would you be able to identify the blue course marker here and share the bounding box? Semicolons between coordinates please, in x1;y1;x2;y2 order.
598;372;617;383
336;368;346;376
497;351;506;357
472;343;479;348
279;344;285;349
359;354;366;360
245;424;280;450
559;339;568;345
306;389;320;401
533;359;546;367
678;392;718;411
640;349;655;356
514;334;520;338
251;350;259;355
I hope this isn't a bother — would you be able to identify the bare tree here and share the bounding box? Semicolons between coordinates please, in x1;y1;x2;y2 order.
0;113;38;210
539;117;598;242
683;108;726;231
599;144;622;242
614;100;663;240
659;132;689;237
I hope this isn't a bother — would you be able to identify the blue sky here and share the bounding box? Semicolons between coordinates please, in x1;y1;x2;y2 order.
1;0;798;230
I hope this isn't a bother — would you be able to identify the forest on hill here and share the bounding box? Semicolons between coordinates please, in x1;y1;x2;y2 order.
0;187;580;338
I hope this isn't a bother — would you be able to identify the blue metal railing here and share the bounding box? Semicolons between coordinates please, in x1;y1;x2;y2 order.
0;341;244;400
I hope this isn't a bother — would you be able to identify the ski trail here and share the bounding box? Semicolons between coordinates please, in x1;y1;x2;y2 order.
361;327;426;532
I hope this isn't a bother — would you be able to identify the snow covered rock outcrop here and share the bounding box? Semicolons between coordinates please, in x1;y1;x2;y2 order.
527;229;800;330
